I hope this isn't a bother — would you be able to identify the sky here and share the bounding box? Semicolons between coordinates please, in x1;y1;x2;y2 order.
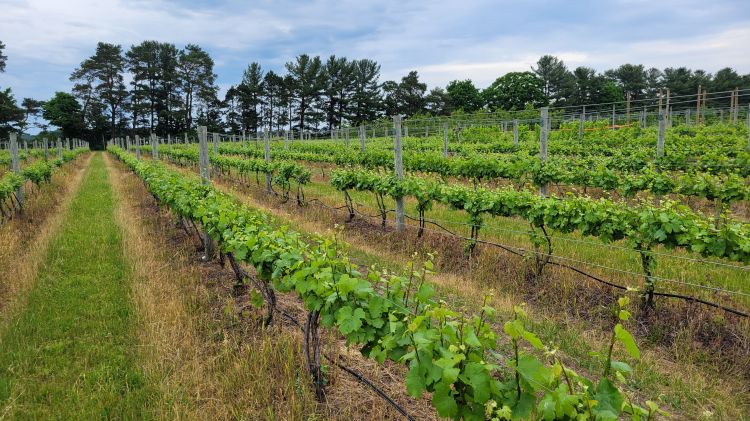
1;0;750;104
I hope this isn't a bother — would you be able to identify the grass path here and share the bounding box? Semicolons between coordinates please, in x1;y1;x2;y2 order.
0;153;156;419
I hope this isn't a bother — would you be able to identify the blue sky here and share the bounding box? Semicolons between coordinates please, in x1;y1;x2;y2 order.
1;0;749;104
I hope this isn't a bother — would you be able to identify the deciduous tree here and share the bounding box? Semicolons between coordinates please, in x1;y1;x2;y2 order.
446;79;483;113
483;72;546;110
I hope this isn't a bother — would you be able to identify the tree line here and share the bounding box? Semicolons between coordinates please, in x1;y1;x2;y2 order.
1;39;749;148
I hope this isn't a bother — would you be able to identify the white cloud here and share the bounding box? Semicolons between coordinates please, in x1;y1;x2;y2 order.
0;0;749;102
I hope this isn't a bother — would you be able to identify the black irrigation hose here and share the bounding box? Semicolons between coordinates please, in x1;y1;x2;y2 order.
306;198;351;211
275;304;416;420
401;206;750;318
274;308;415;420
325;355;417;421
354;206;395;220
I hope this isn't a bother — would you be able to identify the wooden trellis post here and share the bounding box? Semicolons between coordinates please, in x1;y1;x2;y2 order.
197;126;213;260
151;133;159;159
443;122;449;157
394;116;404;232
539;107;549;197
626;93;631;124
359;125;365;152
10;133;23;207
198;127;210;183
264;131;272;193
657;111;666;157
578;106;585;141
696;85;702;126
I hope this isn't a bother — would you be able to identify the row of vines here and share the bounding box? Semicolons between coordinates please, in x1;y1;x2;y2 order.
110;145;669;420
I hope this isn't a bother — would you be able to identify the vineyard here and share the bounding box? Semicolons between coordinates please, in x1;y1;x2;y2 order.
5;0;750;414
0;137;88;223
2;106;750;420
136;117;750;312
90;109;750;419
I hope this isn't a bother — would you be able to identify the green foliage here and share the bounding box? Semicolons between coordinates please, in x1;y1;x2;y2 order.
330;168;750;263
155;144;310;202
219;125;750;204
483;72;547;111
446;79;484;113
0;172;23;202
0;87;24;138
42;92;84;138
0;147;85;205
110;145;668;420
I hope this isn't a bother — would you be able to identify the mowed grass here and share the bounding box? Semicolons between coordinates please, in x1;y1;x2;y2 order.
0;153;156;419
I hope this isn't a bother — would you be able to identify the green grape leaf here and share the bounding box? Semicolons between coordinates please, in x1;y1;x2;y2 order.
593;378;623;420
614;324;640;359
405;365;426;398
432;381;458;418
336;307;366;335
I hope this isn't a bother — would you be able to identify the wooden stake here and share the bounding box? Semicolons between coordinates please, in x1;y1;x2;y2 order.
665;89;671;127
394;116;404;232
658;89;663;114
578;106;585;141
626;92;631;124
10;133;23;206
443;122;449;157
197;126;213;260
359;125;365;152
540;107;549;197
198;127;209;184
657;111;666;157
264;131;271;193
151;132;159;159
696;85;702;126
